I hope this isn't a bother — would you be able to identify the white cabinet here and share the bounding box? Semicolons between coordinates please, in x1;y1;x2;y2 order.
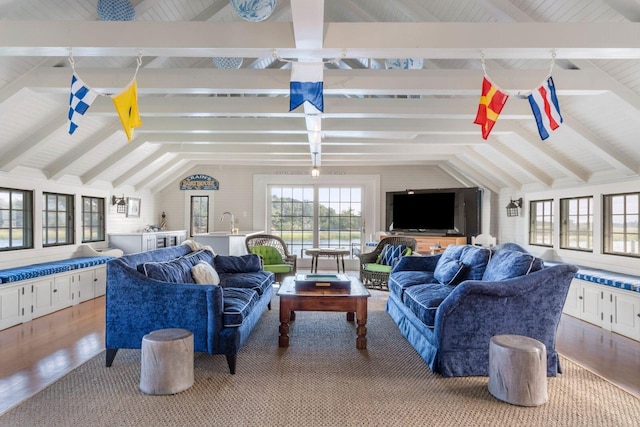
109;230;187;254
564;279;640;341
0;283;31;330
0;265;108;331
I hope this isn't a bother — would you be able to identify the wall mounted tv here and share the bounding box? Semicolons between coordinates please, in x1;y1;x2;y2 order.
385;188;481;236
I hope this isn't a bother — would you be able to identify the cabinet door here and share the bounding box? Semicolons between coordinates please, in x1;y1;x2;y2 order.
32;278;55;318
94;266;107;297
612;291;640;340
563;279;581;318
580;284;602;326
145;235;157;251
0;284;29;330
76;270;95;303
53;274;73;310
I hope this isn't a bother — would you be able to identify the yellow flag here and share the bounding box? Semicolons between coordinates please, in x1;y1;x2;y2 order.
112;79;142;142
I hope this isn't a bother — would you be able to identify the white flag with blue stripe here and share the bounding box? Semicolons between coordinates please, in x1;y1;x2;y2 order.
68;73;99;135
289;62;324;112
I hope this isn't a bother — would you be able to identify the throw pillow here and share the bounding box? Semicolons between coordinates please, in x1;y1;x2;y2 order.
482;249;544;281
379;244;408;267
433;257;467;286
191;261;221;285
214;254;262;273
140;258;194;283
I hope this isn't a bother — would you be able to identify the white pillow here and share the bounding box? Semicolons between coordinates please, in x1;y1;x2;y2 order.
191;261;220;285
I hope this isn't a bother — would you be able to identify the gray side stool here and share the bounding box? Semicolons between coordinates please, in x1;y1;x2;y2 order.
140;328;194;395
488;334;548;407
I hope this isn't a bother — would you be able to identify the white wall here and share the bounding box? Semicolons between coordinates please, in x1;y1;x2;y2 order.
499;178;640;275
0;169;151;268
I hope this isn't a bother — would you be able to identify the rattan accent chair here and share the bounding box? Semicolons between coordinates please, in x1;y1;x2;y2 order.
357;236;417;290
245;234;297;283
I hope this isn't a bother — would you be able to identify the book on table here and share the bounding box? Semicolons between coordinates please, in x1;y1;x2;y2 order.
294;273;351;290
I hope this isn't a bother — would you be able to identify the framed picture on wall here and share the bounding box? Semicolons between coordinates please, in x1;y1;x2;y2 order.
126;197;141;217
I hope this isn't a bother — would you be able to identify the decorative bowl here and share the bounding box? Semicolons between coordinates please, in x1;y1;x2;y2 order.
384;58;424;70
213;57;244;69
230;0;278;22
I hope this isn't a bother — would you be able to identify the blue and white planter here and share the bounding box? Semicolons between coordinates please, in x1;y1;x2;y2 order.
213;57;244;69
384;58;424;70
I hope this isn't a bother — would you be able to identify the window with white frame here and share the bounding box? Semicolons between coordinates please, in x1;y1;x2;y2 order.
603;192;640;256
560;196;593;251
43;192;74;247
0;188;33;251
81;196;105;243
529;199;553;247
269;185;362;259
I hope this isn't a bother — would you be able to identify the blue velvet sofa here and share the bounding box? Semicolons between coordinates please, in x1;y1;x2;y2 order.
386;243;578;377
105;244;274;374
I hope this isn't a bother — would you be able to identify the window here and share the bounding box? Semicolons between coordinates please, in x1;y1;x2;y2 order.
82;196;105;243
560;196;593;251
0;188;33;251
270;186;362;258
529;199;553;247
43;192;74;246
603;192;640;256
190;196;209;236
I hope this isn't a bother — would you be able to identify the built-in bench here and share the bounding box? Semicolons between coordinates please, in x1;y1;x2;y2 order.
0;256;114;284
544;261;640;293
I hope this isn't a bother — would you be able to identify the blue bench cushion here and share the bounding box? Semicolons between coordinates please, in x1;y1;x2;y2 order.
222;287;260;327
0;256;113;283
574;268;640;292
218;271;274;296
403;283;456;328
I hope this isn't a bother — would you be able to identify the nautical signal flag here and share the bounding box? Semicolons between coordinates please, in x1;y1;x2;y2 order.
289;62;324;113
528;76;563;140
68;73;99;135
112;79;142;142
474;76;509;140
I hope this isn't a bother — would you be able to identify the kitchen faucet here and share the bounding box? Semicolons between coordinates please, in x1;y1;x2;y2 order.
220;211;235;233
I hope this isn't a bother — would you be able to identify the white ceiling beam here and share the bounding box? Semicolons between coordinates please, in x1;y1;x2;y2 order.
112;149;176;188
21;67;608;96
81;138;142;185
5;22;640;59
485;140;554;187
437;164;477;188
460;148;523;190
448;157;501;194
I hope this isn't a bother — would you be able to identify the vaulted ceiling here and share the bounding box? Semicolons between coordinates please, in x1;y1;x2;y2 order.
2;0;640;195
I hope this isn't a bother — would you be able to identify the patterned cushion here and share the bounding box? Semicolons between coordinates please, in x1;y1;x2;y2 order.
482;250;544;281
191;261;220;285
379;244;408;266
0;256;113;283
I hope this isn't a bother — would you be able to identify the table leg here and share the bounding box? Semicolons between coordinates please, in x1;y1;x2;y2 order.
311;255;318;273
341;254;345;273
355;298;368;349
279;299;291;347
346;312;354;321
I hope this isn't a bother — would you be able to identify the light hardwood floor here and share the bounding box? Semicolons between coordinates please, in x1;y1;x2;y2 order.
1;292;639;416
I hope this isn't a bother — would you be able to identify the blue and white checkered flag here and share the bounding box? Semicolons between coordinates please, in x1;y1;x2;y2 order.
68;73;99;135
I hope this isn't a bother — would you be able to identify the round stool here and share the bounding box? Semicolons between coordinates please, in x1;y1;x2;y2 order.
140;328;194;395
488;334;548;407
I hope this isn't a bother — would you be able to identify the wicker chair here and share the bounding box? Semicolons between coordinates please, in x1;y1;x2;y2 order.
245;234;297;283
357;236;417;290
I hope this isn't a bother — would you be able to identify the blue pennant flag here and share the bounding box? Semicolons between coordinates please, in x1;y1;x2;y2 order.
289;62;324;112
68;73;99;135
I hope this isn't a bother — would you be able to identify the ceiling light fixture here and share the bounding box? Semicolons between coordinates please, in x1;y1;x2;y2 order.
311;152;320;178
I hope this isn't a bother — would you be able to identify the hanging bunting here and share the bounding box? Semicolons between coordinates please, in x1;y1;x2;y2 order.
473;76;509;140
289;62;324;112
112;79;142;142
68;73;99;135
528;76;563;140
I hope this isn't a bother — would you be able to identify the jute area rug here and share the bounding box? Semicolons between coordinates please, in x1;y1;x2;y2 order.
2;290;639;427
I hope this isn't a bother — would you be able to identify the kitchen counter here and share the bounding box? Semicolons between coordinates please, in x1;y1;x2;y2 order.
193;231;264;256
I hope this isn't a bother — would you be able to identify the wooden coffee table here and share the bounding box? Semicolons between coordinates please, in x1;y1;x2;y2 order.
277;276;371;349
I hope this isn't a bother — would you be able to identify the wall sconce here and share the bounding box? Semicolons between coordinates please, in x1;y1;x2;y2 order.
506;197;523;217
111;195;127;214
406;189;415;195
311;152;320;178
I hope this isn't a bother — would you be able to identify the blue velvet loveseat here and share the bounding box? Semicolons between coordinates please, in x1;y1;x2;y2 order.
386;243;578;377
105;243;274;374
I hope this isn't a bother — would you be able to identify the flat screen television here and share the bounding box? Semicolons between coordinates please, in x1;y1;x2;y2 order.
391;192;455;232
385;188;481;236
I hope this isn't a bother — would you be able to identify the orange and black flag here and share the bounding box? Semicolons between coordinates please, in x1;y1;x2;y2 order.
474;76;509;140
